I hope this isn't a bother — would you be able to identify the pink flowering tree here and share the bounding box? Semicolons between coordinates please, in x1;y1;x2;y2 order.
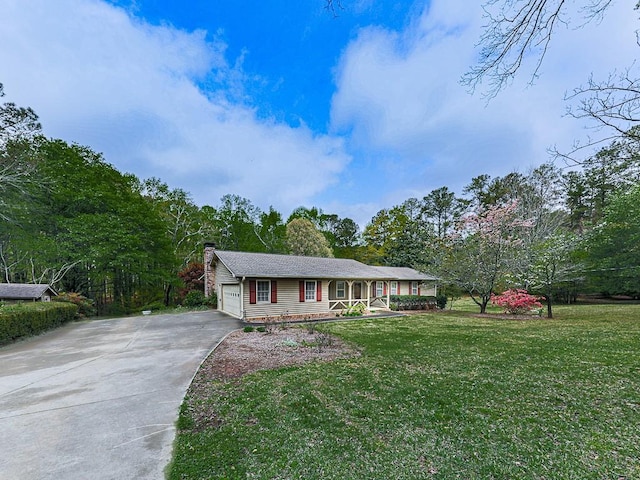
440;201;534;313
491;289;543;315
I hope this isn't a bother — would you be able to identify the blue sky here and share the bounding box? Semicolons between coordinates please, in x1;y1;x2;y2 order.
1;0;637;226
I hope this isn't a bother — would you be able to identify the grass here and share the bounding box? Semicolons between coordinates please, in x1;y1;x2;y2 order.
168;304;640;479
446;295;505;314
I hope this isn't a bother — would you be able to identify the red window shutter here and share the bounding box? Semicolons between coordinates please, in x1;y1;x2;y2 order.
249;280;256;304
418;286;421;296
299;281;305;302
383;282;387;296
271;280;277;303
317;280;322;301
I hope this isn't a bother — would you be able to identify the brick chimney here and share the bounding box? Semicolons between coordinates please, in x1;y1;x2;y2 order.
203;242;216;298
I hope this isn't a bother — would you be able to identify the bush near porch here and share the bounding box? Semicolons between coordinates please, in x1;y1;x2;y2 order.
389;295;437;311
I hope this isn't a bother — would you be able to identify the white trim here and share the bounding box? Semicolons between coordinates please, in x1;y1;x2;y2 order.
305;280;317;302
336;280;346;299
256;279;270;303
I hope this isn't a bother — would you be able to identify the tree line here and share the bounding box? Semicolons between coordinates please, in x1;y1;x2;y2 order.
2;83;639;315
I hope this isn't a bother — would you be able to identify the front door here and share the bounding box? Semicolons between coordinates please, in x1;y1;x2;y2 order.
353;282;362;299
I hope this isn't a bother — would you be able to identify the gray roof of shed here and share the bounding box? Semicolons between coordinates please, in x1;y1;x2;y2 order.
0;283;57;299
213;250;436;281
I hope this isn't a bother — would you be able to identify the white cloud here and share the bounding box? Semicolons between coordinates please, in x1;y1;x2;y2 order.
331;0;639;197
2;0;637;228
0;0;351;212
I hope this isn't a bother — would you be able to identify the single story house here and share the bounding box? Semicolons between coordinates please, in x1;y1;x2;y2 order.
0;283;57;303
204;244;438;321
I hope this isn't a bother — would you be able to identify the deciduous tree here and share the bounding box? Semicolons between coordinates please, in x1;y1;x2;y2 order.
0;83;42;222
286;218;334;257
584;185;640;297
440;201;534;313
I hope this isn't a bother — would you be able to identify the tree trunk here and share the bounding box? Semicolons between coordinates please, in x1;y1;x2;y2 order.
164;283;172;307
480;299;488;314
545;294;553;319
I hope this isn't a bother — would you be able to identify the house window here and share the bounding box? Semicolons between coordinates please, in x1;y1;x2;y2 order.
336;281;346;299
305;281;317;302
376;281;384;297
257;280;270;303
391;281;398;295
411;281;419;295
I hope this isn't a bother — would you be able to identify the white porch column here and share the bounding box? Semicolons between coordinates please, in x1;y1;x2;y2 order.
386;280;390;308
365;281;372;308
240;278;245;320
347;280;353;307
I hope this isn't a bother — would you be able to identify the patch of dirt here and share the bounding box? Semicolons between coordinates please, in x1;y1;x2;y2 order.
201;327;359;380
183;326;360;431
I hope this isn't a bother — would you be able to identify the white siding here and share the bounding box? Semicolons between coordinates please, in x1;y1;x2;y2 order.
215;262;237;285
243;279;329;320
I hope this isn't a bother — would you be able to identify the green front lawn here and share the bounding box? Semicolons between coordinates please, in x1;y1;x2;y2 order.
168;305;640;479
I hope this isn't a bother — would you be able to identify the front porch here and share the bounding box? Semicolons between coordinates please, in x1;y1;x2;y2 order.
327;279;390;313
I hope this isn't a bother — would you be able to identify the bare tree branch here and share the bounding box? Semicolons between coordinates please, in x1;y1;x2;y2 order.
464;1;640;164
30;257;83;288
464;0;563;95
566;68;640;129
463;0;615;97
324;0;344;17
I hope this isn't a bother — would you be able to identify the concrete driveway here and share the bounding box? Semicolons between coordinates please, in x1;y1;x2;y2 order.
0;310;241;480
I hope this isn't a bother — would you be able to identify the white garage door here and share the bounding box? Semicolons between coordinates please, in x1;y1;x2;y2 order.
221;284;241;318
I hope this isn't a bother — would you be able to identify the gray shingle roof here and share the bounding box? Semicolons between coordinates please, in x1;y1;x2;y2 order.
213;250;437;281
0;283;57;300
372;266;439;281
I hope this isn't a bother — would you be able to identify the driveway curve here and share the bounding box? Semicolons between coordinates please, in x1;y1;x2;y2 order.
0;310;241;480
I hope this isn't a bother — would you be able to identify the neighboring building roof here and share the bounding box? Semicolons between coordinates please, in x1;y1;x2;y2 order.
213;250;437;281
0;283;57;300
373;266;439;281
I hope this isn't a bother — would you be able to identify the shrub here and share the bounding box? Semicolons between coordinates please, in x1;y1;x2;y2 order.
343;303;367;317
436;294;448;310
0;302;78;345
53;292;96;317
256;326;266;332
491;289;543;315
183;290;206;307
178;262;205;297
203;292;218;309
390;295;438;310
243;326;255;333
